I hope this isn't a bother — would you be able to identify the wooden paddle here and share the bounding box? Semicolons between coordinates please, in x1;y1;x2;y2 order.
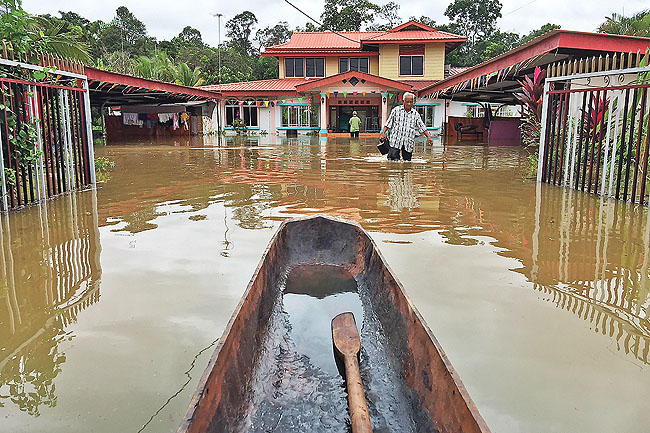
332;312;373;433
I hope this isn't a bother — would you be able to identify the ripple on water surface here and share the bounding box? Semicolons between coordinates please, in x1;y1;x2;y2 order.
240;264;437;433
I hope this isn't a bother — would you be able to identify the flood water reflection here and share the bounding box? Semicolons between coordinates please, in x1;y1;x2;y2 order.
0;135;649;433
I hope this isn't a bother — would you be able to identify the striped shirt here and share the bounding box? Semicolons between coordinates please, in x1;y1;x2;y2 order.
385;105;427;152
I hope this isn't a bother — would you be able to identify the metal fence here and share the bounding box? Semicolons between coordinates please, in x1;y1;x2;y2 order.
0;57;95;212
537;64;650;204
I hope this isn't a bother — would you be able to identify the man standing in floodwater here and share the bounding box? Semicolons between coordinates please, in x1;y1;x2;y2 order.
380;92;433;161
349;111;361;138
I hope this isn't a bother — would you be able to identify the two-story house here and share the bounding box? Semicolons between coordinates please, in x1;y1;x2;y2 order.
204;21;465;136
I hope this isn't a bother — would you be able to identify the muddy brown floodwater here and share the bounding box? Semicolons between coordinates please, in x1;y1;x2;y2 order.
1;136;649;433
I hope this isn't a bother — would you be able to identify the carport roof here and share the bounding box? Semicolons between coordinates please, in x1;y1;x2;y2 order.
418;30;650;104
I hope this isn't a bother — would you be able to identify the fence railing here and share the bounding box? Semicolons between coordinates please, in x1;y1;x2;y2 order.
537;64;650;204
0;56;95;211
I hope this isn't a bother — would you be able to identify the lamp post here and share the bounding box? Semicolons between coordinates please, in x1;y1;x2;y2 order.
213;13;223;84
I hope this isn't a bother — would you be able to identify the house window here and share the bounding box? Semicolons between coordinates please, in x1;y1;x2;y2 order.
399;45;424;76
305;58;325;77
225;100;239;126
225;100;258;127
416;105;435;128
339;57;369;73
281;104;319;127
285;58;304;77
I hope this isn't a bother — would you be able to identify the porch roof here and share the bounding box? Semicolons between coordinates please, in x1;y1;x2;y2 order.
295;71;412;92
418;30;650;104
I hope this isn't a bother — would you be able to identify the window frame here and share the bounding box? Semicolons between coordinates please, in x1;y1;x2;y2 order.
284;58;304;78
225;99;259;127
339;57;370;74
399;55;424;76
305;57;325;77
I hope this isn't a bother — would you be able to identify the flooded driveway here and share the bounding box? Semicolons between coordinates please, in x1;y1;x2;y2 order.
1;136;648;432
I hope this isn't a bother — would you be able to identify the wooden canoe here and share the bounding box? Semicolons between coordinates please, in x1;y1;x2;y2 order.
178;215;491;433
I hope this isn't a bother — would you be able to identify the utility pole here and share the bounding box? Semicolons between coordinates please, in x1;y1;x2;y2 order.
213;13;223;84
212;13;223;143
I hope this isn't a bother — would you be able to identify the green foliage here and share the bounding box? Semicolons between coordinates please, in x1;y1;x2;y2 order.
0;0;90;62
94;156;115;173
232;118;248;134
4;167;16;186
598;10;650;37
225;11;258;55
320;0;380;31
444;0;502;46
132;52;174;81
172;62;205;87
254;22;292;53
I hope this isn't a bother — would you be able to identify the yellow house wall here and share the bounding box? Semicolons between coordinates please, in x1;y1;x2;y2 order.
379;43;446;80
369;57;379;75
279;58;285;79
326;57;338;76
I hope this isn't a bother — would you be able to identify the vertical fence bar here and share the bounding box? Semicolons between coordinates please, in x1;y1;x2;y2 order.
623;88;639;201
553;93;567;184
608;90;623;197
616;89;631;200
631;88;647;203
581;91;594;192
81;78;96;184
547;94;558;183
601;90;616;196
569;90;581;187
594;89;608;195
587;90;601;193
538;80;551;183
640;102;650;206
0;131;7;212
575;91;588;191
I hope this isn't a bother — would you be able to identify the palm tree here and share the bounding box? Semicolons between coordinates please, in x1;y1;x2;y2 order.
1;1;90;63
173;62;205;87
599;10;650;37
132;52;175;82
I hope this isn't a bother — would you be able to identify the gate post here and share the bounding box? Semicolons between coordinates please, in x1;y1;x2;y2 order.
82;78;96;184
537;80;551;182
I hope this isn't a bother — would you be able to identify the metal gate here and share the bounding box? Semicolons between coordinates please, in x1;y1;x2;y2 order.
537;64;650;204
0;57;95;212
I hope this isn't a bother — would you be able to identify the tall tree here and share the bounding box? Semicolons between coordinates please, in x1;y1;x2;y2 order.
320;0;380;31
367;2;401;31
444;0;502;46
254;22;292;52
97;6;154;57
520;23;561;45
226;11;258;55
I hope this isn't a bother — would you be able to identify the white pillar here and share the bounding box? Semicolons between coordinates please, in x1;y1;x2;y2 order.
381;92;389;129
319;92;328;137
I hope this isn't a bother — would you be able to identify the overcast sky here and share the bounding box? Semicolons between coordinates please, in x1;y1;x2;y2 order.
24;0;649;47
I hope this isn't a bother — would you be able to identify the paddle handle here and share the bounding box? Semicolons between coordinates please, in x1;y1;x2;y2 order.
343;354;373;433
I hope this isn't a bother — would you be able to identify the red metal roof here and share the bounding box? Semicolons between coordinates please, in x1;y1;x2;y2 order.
364;30;465;43
201;78;308;92
419;29;650;96
399;80;439;91
263;20;465;55
85;66;220;99
267;32;382;51
295;71;412;92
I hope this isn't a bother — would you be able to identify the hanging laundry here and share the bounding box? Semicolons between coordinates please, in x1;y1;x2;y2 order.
147;113;159;120
138;113;148;122
180;112;189;121
158;113;174;123
122;112;142;126
172;113;179;130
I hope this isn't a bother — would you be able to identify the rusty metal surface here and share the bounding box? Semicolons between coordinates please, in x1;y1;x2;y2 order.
178;215;490;433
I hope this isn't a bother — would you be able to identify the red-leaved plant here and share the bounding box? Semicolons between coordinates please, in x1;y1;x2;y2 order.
515;66;546;147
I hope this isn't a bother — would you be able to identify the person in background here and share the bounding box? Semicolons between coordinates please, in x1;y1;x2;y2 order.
380;92;433;161
349;111;361;138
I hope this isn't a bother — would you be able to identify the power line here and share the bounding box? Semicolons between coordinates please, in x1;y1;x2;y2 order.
283;0;362;44
502;0;539;17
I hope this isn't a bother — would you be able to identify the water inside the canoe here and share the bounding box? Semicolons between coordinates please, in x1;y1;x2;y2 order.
240;264;438;433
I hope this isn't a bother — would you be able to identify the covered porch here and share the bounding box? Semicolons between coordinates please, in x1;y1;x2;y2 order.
295;71;412;137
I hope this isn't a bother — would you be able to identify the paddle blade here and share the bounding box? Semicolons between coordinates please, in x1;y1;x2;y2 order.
332;312;361;358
